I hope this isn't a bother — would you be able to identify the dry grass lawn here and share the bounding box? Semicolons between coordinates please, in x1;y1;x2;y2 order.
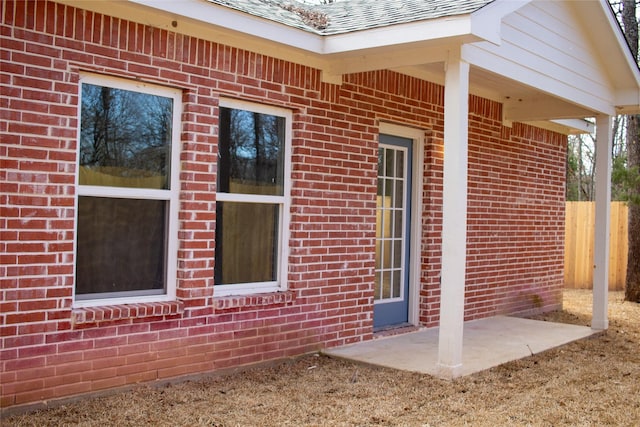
4;289;640;426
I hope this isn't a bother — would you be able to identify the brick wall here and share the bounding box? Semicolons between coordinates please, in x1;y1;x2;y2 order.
1;0;566;409
465;99;566;321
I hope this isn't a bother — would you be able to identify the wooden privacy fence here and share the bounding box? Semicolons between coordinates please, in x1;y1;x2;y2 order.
564;201;629;290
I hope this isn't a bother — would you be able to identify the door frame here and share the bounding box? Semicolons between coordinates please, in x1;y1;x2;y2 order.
378;122;424;327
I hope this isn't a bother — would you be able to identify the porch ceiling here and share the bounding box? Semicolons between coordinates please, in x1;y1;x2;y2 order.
396;62;596;123
469;67;596;123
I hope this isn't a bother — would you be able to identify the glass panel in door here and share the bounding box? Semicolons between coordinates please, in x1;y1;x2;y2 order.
374;134;412;329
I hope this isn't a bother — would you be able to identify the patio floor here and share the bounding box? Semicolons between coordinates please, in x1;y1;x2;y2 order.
323;316;597;378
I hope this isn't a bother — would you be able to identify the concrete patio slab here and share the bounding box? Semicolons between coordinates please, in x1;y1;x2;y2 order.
324;316;597;378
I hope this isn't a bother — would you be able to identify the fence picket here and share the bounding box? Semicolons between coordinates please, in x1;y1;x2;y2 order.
564;201;629;290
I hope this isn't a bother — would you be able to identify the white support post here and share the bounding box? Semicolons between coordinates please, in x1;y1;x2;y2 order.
592;115;612;330
437;49;470;378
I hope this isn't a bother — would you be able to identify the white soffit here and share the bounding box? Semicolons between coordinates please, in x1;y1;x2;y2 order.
63;0;638;117
395;62;597;122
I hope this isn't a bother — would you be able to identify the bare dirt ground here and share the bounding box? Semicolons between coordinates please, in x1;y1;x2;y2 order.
4;289;640;426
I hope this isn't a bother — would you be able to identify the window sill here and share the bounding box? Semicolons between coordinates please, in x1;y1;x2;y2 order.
214;291;294;311
72;300;184;326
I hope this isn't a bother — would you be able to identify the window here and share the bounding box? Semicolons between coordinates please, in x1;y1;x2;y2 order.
215;99;291;295
74;74;181;306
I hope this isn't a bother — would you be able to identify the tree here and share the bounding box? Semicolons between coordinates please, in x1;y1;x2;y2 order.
611;116;632;200
621;0;640;302
566;133;596;201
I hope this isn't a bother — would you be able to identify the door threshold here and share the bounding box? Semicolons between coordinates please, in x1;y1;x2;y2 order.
373;323;419;338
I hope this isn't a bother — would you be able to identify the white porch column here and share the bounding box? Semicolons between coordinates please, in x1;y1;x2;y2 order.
437;50;470;378
592;114;612;330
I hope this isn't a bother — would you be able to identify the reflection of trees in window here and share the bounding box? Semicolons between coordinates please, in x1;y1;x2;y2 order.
218;107;284;195
80;84;173;182
76;78;179;300
215;105;287;286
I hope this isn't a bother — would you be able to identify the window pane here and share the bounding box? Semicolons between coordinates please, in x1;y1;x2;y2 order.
395;180;403;208
393;239;402;267
382;271;391;299
384;148;395;178
392;270;401;298
215;201;279;285
382;240;392;270
384;179;393;207
217;107;285;196
76;196;166;297
393;209;403;238
79;83;173;189
395;150;404;178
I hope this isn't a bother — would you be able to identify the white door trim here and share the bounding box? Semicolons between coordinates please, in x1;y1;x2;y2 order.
379;122;425;327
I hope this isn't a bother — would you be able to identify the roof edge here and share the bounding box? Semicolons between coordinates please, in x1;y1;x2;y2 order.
470;0;532;45
127;0;325;52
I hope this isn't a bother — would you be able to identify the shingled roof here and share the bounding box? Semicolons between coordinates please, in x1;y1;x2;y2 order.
206;0;494;35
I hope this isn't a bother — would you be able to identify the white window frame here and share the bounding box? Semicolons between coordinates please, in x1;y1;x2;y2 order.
73;73;181;307
214;98;292;296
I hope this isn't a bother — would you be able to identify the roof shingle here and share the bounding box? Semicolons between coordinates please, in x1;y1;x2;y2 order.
206;0;494;35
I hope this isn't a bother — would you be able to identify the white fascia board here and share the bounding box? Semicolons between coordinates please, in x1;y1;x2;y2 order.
551;119;595;134
470;0;532;45
321;16;477;55
126;1;498;59
595;0;640;88
469;13;501;46
68;0;511;70
523;120;592;135
474;0;532;19
128;0;487;56
62;0;330;69
128;0;324;52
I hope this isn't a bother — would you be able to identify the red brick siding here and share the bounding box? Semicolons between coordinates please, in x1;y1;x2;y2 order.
1;0;566;409
465;99;566;321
